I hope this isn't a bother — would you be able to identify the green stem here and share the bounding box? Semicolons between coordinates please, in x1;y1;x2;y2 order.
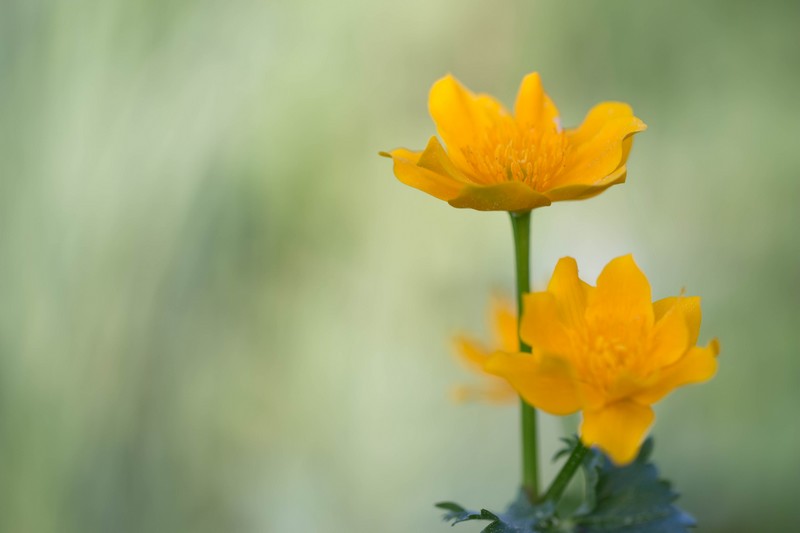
509;210;538;500
543;441;590;504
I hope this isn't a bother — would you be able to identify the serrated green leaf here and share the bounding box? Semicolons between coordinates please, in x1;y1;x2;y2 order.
436;489;562;532
435;502;496;525
574;438;696;533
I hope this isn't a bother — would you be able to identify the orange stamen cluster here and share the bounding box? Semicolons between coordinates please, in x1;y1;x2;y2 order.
460;119;568;191
569;319;650;392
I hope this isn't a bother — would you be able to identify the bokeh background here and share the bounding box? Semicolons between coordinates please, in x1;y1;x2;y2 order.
1;0;798;531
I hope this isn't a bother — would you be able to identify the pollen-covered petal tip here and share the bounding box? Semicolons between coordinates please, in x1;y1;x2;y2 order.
581;401;655;465
484;351;581;415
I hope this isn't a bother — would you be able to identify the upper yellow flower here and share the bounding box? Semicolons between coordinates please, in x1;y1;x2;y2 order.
485;255;720;464
452;296;518;404
381;73;646;211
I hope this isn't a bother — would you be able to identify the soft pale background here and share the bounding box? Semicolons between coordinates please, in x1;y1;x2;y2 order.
1;0;798;531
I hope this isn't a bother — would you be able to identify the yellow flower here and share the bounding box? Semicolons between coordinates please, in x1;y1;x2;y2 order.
485;255;720;464
452;296;518;404
381;73;646;211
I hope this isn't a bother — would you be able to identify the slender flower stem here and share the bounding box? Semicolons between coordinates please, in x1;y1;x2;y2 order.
509;210;538;500
543;440;590;504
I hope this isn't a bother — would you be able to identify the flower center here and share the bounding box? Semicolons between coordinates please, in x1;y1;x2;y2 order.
587;336;633;378
570;319;650;392
460;119;568;191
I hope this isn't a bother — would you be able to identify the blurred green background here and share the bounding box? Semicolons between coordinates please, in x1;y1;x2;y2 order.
1;0;798;531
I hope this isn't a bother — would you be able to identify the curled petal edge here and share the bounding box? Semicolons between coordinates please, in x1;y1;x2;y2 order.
380;137;470;202
633;339;720;405
556;123;645;187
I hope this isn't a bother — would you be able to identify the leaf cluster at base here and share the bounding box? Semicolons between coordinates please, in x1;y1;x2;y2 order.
437;494;560;533
436;438;695;532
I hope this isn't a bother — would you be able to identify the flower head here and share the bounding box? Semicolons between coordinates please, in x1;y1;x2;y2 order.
485;255;720;464
452;296;518;403
381;73;646;211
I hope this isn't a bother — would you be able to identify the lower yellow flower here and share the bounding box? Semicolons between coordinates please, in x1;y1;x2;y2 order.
452;296;518;404
485;255;720;464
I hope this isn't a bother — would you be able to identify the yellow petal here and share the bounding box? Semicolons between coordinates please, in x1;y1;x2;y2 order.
429;74;508;169
607;373;643;402
581;401;654;465
557;118;645;186
484;352;581;415
544;163;627;202
568;103;637;141
382;138;468;202
514;72;560;131
577;381;607;411
571;118;643;164
654;296;702;346
648;300;691;369
452;335;491;371
587;255;654;329
521;258;592;363
546;257;591;329
448;181;551;211
416;136;473;182
490;296;519;353
520;292;571;355
633;340;720;405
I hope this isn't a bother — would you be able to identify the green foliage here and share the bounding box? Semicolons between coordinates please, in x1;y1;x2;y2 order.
436;491;562;532
574;438;695;533
437;438;694;533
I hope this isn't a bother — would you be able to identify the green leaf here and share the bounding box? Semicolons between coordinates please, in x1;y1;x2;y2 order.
574;438;696;533
439;438;694;532
436;490;564;532
434;502;500;526
553;436;581;462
